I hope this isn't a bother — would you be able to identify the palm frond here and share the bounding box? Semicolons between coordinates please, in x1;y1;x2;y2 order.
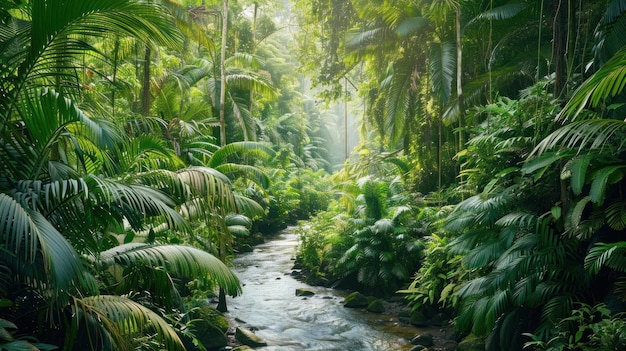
384;57;414;146
0;193;86;301
396;17;429;37
532;119;626;156
468;2;528;24
560;48;626;120
18;0;182;95
208;141;274;168
606;201;626;230
234;194;265;219
215;163;270;188
585;242;626;274
100;243;241;296
85;174;190;232
594;0;626;64
429;41;455;104
77;295;185;351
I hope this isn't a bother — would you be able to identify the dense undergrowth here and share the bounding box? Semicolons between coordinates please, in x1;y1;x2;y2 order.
296;80;626;350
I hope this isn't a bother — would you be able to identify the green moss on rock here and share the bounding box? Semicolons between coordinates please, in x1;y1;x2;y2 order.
366;299;385;313
343;292;369;308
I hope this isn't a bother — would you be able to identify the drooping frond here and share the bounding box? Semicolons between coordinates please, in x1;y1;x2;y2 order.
0;193;86;301
468;2;528;24
76;295;186;351
593;0;626;65
207;141;275;168
396;17;429;38
15;0;182;96
560;48;626;120
85;174;190;232
429;41;455;104
585;241;626;274
532;119;626;155
100;243;241;296
234;194;266;219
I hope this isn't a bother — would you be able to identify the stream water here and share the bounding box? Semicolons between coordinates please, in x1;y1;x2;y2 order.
226;228;421;351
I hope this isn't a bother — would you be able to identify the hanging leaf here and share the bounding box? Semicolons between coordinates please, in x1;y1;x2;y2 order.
590;165;626;204
606;201;626;230
567;153;594;195
522;152;566;180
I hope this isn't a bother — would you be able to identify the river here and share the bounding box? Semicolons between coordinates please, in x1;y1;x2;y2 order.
226;229;422;351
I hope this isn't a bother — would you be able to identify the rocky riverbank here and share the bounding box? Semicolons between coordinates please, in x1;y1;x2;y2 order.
291;266;459;351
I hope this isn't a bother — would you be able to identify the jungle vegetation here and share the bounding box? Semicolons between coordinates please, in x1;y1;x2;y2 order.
2;0;626;351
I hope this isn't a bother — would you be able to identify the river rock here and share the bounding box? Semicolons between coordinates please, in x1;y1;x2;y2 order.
238;244;254;253
409;346;429;351
366;299;385;313
235;327;268;347
295;288;315;296
191;306;229;333
187;319;228;351
409;310;429;327
343;292;369;308
411;333;434;347
429;312;448;326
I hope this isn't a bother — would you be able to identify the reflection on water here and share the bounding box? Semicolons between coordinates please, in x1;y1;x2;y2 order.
226;229;419;351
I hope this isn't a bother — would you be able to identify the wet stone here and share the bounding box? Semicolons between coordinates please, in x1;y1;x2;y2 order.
295;288;315;296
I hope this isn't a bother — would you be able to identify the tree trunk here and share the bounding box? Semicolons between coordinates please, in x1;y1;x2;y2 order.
141;46;151;116
219;0;228;147
216;0;229;314
456;6;465;186
552;0;573;214
552;0;570;99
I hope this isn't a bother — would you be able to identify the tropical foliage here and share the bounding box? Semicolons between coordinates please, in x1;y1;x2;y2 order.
294;0;626;350
0;0;338;349
5;0;626;349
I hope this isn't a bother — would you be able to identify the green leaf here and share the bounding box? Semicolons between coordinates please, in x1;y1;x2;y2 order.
561;48;626;119
566;196;591;231
606;201;626;230
568;154;594;195
522;152;564;178
78;295;185;351
396;17;429;37
590;165;625;204
100;243;241;297
551;206;562;221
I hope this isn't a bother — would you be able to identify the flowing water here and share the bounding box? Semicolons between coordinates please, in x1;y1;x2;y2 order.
226;228;421;351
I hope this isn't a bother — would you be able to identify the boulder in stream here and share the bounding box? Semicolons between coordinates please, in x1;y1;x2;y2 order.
235;327;268;347
411;333;434;347
295;288;315;296
366;299;385;313
186;319;228;351
343;292;369;308
183;306;229;351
